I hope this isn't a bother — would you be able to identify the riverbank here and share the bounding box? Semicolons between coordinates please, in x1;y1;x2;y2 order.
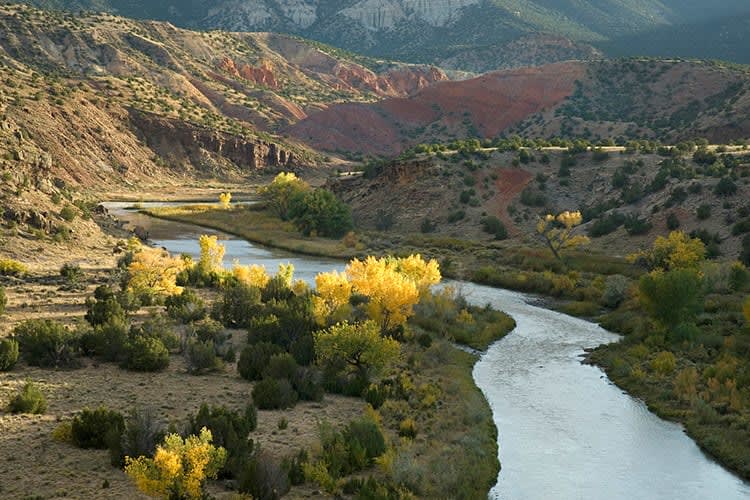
143;202;750;486
142;203;515;497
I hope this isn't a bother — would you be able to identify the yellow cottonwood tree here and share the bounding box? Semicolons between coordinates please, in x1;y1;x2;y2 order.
125;427;226;500
232;261;270;289
312;270;353;325
128;247;187;297
347;256;423;333
198;235;225;275
218;192;232;209
536;210;590;261
629;231;705;271
395;254;441;295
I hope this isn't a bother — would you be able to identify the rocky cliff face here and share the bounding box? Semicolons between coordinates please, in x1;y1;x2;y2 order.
129;109;296;171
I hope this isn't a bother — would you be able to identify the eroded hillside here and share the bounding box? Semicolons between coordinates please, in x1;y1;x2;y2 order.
291;59;750;157
333;145;750;260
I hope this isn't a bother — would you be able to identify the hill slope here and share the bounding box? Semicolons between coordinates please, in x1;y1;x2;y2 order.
0;3;444;263
288;59;750;156
16;0;750;70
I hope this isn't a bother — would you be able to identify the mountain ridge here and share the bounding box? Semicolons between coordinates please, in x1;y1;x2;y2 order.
17;0;750;71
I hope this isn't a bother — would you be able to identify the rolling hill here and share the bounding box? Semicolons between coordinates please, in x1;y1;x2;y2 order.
287;59;750;156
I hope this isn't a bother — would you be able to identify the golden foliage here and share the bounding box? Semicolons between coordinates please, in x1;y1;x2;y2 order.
395;254;441;295
125;427;226;500
629;231;705;271
277;262;295;287
347;257;418;332
536;210;589;261
218;192;232;209
313;270;353;325
198;235;225;275
232;261;270;289
128;247;187;297
344;255;440;332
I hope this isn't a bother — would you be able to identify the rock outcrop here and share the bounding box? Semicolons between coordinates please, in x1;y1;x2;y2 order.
129;110;295;171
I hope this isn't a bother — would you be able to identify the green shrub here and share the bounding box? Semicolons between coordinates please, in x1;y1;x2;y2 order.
59;205;77;222
650;351;677;375
364;384;389;409
288;188;353;238
639;269;704;328
480;216;508;240
602;275;629;308
696;204;712;220
252;378;298;410
732;218;750;236
122;336;169;372
72;406;125;449
292;366;324;402
7;381;47;414
165;289;207;323
85;286;126;327
80;317;129;361
416;333;432;348
14;319;79;368
214;283;262;328
0;285;6;316
282;449;308;486
60;263;84;287
0;338;19;371
623;215;652;235
188;403;257;476
588;213;625;237
185;339;223;374
188;318;226;345
666;213;680;230
109;407;165;466
0;258;27;276
343;416;386;465
130;316;179;351
714;177;737;196
239;342;284;381
237;451;291;499
264;353;299;381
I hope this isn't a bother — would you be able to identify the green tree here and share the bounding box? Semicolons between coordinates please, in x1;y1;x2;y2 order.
288;189;353;238
639;269;703;329
314;321;400;378
258;172;310;220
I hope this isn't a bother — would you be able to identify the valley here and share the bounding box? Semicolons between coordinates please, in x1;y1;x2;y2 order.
1;1;750;499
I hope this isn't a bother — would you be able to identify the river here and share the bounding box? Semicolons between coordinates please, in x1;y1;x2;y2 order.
105;201;750;499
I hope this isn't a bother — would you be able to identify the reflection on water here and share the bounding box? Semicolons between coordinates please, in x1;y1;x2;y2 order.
105;202;750;500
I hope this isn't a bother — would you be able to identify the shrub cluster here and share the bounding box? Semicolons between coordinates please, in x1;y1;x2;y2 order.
71;406;125;449
288;188;353;238
7;381;47;414
0;338;19;371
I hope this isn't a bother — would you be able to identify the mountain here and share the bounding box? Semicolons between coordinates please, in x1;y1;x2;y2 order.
0;3;448;262
287;59;750;156
18;1;750;71
603;12;750;65
0;1;446;184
